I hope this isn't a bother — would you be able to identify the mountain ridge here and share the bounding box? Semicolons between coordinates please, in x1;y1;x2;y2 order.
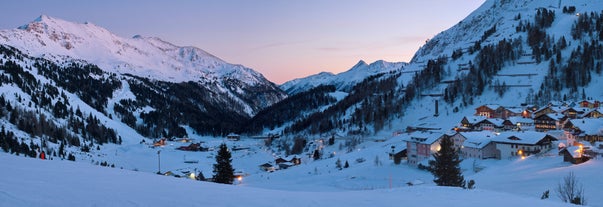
280;59;408;95
1;15;272;86
0;15;287;139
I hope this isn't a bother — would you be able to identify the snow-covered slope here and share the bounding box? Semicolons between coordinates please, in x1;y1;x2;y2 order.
367;0;603;135
0;15;270;85
0;153;578;207
413;0;603;62
280;60;408;95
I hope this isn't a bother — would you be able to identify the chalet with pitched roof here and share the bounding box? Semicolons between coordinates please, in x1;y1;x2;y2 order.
475;118;505;131
534;113;566;132
564;118;603;142
459;116;487;131
452;132;498;159
579;100;600;108
501;107;525;119
561;107;579;119
504;117;535;131
581;108;603;118
533;106;554;118
475;105;501;118
491;131;557;159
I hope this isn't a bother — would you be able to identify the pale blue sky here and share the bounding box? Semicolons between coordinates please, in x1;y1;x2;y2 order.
0;0;485;83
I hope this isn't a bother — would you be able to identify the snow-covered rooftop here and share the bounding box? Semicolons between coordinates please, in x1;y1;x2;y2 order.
568;118;603;135
460;131;496;149
581;108;602;118
504;107;524;114
492;131;556;145
507;117;534;124
399;131;444;144
481;118;505;127
563;146;584;158
484;104;501;110
463;116;487;124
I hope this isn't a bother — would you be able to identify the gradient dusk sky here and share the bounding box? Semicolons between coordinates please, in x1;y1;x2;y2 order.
0;0;485;84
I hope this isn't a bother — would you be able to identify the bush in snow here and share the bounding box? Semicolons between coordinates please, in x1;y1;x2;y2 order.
556;172;586;205
541;190;549;199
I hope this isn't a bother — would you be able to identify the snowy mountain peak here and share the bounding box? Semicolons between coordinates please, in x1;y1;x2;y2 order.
0;15;271;85
24;14;59;27
350;60;368;70
18;15;109;40
280;60;407;95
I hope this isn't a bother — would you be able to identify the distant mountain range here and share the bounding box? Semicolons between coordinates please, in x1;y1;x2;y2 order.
280;60;408;95
3;0;603;140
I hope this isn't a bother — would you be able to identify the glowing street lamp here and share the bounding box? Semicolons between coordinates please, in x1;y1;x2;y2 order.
236;175;243;185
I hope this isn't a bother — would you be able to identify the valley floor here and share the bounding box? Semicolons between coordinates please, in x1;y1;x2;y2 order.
0;150;598;207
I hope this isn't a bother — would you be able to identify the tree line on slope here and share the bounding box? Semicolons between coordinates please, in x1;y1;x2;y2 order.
0;49;121;146
1;44;268;141
0;124;77;161
530;9;603;105
122;76;249;138
278;72;405;136
242;85;337;135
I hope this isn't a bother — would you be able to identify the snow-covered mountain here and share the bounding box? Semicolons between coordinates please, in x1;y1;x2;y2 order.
257;0;603;137
0;15;270;84
0;15;286;116
280;60;408;95
413;0;603;62
0;15;286;139
399;0;603;128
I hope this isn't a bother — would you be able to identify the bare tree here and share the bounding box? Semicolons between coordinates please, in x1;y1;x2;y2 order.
556;172;586;205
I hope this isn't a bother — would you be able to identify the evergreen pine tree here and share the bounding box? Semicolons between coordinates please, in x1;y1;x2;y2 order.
429;135;465;187
58;141;65;158
313;149;320;160
328;134;335;146
213;143;234;184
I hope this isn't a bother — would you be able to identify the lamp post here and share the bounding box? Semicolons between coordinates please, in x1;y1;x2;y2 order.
157;150;161;174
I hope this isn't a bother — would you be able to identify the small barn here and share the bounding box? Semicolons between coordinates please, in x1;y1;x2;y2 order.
177;143;201;151
259;163;275;172
392;149;407;165
560;146;590;164
227;133;241;141
275;156;302;166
